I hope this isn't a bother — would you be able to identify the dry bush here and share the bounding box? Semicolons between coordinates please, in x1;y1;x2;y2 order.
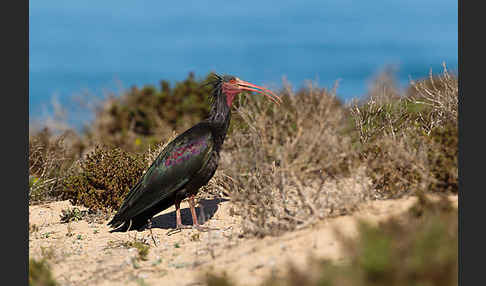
351;64;458;197
350;66;413;145
223;82;372;237
350;95;411;145
198;170;237;199
407;66;458;194
358;135;431;199
408;62;458;132
406;65;458;194
29;128;85;203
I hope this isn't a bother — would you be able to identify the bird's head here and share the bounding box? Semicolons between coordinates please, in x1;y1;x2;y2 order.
208;73;282;107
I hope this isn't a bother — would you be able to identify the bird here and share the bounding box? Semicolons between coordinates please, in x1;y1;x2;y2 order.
107;73;281;235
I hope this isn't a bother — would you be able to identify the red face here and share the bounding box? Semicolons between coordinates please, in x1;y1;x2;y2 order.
221;77;282;107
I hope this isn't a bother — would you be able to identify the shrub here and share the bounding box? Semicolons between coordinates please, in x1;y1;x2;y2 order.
407;63;458;130
59;131;181;213
358;134;431;199
29;258;58;286
351;64;458;198
59;207;89;223
85;72;214;152
424;123;458;193
408;64;458;194
222;82;372;237
29;128;85;204
224;64;458;236
350;95;413;145
61;146;147;212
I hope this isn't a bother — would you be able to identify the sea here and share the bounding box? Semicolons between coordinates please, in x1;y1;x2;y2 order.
29;0;458;129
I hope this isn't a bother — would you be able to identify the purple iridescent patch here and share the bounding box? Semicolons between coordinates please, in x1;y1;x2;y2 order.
165;137;207;167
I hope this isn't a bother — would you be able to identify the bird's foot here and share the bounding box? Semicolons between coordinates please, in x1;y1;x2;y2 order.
166;224;193;236
166;224;219;236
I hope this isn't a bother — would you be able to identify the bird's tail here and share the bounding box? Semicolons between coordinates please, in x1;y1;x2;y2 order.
108;219;131;233
107;213;127;231
107;180;145;231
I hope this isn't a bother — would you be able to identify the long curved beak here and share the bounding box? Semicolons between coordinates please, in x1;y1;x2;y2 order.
236;79;282;105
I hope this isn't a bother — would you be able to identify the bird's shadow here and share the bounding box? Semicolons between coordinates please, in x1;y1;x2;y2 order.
151;197;229;229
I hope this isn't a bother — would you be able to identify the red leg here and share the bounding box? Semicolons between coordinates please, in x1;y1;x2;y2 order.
174;199;191;229
188;195;200;226
167;199;192;235
167;196;218;235
188;195;219;231
175;199;183;227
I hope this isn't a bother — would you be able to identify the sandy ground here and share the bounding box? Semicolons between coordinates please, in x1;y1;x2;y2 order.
29;194;458;286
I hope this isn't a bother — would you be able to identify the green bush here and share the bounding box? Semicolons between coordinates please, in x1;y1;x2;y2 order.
85;72;214;152
358;136;428;199
425;123;458;193
29;258;58;286
61;146;147;212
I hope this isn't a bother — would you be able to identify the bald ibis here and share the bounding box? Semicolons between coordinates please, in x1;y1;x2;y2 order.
108;74;281;234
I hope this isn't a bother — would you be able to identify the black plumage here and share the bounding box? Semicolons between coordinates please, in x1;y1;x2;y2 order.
108;73;280;233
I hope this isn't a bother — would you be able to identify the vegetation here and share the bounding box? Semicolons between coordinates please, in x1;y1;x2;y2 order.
105;238;151;261
224;82;370;236
29;258;58;286
352;64;458;198
61;146;147;211
29;128;84;204
221;64;457;236
84;72;214;152
59;207;89;223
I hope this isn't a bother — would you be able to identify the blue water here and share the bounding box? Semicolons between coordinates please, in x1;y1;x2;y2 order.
29;0;457;128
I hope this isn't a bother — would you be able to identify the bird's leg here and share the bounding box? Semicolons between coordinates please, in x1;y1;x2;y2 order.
188;195;219;232
175;199;193;229
167;198;192;236
188;195;199;226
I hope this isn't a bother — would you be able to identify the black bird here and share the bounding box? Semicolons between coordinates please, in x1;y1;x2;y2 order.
108;74;281;234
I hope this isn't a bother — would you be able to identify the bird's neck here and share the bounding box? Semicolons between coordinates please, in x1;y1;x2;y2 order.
207;90;232;149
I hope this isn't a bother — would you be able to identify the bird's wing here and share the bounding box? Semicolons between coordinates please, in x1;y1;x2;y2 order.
112;124;214;222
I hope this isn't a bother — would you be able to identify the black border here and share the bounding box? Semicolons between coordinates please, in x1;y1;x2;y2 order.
24;0;29;284
459;0;481;285
457;0;462;282
7;0;29;283
457;1;461;284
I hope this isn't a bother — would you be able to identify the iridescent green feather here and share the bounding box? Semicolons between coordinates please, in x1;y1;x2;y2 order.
109;123;214;224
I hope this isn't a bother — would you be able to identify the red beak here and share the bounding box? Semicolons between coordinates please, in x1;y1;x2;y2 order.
235;79;282;105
